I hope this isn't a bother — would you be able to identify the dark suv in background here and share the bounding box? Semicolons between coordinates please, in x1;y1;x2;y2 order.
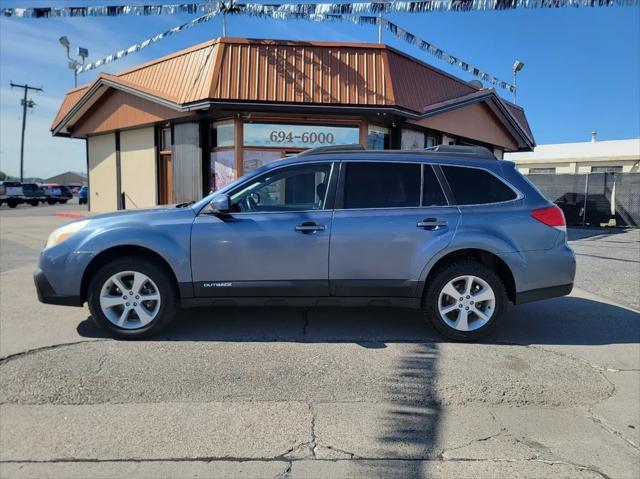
36;145;575;340
41;184;73;204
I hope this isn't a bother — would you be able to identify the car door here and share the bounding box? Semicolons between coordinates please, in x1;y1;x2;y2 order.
191;161;336;297
329;160;460;297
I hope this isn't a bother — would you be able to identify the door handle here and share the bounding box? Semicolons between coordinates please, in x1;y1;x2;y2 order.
295;222;326;233
417;218;448;230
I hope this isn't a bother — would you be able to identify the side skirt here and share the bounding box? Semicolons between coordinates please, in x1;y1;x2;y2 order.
180;296;421;309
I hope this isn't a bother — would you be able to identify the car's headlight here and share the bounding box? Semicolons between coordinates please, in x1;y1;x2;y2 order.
45;220;89;249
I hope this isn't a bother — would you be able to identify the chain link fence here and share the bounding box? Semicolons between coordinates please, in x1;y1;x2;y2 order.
525;173;640;227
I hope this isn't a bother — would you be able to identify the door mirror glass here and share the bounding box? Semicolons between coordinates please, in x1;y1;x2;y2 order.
210;193;230;213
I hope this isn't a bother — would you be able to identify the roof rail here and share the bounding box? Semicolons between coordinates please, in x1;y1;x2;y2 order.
297;144;365;156
425;145;496;160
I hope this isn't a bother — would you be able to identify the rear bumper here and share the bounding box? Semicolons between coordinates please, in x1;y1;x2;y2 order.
33;269;83;307
514;283;573;305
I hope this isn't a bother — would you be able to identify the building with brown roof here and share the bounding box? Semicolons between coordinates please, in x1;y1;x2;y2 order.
52;37;534;212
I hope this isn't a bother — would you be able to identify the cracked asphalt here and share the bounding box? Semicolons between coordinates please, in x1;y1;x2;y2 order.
0;207;639;478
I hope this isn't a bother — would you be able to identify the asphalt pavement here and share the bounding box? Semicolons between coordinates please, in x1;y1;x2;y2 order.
0;207;638;479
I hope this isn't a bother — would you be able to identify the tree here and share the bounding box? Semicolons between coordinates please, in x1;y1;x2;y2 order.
0;171;7;181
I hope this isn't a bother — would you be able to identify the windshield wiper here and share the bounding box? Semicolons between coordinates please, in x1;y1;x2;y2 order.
175;201;195;208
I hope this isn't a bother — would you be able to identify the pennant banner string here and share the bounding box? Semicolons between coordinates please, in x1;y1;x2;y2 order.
76;11;218;74
75;5;514;91
3;0;639;19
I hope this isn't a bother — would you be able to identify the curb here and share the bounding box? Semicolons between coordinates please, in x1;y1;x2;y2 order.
55;212;88;219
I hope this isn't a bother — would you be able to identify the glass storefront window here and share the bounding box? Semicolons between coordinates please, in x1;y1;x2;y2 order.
244;123;359;149
243;149;283;176
210;150;235;191
425;135;440;148
367;124;390;150
211;120;235;148
401;128;425;150
160;127;171;152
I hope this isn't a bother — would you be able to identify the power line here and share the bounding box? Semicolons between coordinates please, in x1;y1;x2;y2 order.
9;82;43;182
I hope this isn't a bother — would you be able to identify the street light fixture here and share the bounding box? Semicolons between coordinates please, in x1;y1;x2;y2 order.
58;36;88;88
512;60;525;104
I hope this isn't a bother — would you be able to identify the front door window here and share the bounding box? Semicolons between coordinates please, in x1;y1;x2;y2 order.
229;163;332;213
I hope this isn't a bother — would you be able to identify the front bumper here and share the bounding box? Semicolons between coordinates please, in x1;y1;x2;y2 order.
33;269;83;306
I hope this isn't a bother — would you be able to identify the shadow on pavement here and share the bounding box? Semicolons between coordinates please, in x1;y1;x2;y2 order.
77;295;639;346
72;296;638;479
568;227;631;241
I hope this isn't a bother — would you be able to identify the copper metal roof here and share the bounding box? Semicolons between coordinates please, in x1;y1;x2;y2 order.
52;37;534;148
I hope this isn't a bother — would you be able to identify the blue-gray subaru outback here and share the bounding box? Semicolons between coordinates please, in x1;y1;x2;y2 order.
35;145;575;341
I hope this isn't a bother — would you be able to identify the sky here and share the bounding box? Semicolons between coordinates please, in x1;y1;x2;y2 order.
0;1;639;178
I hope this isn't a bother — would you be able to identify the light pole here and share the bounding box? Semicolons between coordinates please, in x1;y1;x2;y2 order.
512;60;525;104
59;36;89;88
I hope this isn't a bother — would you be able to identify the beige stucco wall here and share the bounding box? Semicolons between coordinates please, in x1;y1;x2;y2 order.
120;127;157;209
516;160;638;174
516;162;577;174
506;139;640;174
87;133;117;213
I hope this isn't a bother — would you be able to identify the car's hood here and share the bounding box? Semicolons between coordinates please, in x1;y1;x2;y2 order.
82;204;196;226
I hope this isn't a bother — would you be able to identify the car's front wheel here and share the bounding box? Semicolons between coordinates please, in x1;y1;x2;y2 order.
87;256;177;339
422;261;507;341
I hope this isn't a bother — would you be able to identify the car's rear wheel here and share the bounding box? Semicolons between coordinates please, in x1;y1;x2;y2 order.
422;261;507;341
87;256;177;339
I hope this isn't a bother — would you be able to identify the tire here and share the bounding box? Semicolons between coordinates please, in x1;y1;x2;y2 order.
422;260;507;341
30;200;39;207
87;256;178;339
60;199;68;204
7;199;18;208
46;199;56;205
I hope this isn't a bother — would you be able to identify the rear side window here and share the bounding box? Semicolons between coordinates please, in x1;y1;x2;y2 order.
344;162;420;209
441;166;517;205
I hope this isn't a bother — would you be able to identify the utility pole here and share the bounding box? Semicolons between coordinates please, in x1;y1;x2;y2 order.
10;82;43;182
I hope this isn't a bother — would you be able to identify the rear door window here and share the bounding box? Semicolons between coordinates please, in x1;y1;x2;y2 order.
343;162;421;209
423;165;448;206
441;165;517;205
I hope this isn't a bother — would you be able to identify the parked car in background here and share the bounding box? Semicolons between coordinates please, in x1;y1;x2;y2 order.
78;185;88;205
35;145;576;341
21;183;46;206
0;181;24;208
41;184;73;204
59;185;73;203
41;184;61;205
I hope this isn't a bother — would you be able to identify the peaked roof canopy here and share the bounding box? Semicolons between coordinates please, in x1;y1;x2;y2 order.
52;37;534;150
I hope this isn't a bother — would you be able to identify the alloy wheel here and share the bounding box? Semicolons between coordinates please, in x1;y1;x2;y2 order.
99;271;161;329
437;275;496;332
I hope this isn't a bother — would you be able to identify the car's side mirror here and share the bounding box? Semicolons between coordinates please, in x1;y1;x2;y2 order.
210;193;231;213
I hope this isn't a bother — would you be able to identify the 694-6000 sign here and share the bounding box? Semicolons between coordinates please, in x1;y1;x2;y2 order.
269;130;335;145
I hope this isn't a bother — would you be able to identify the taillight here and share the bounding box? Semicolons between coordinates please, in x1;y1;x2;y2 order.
531;205;566;232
